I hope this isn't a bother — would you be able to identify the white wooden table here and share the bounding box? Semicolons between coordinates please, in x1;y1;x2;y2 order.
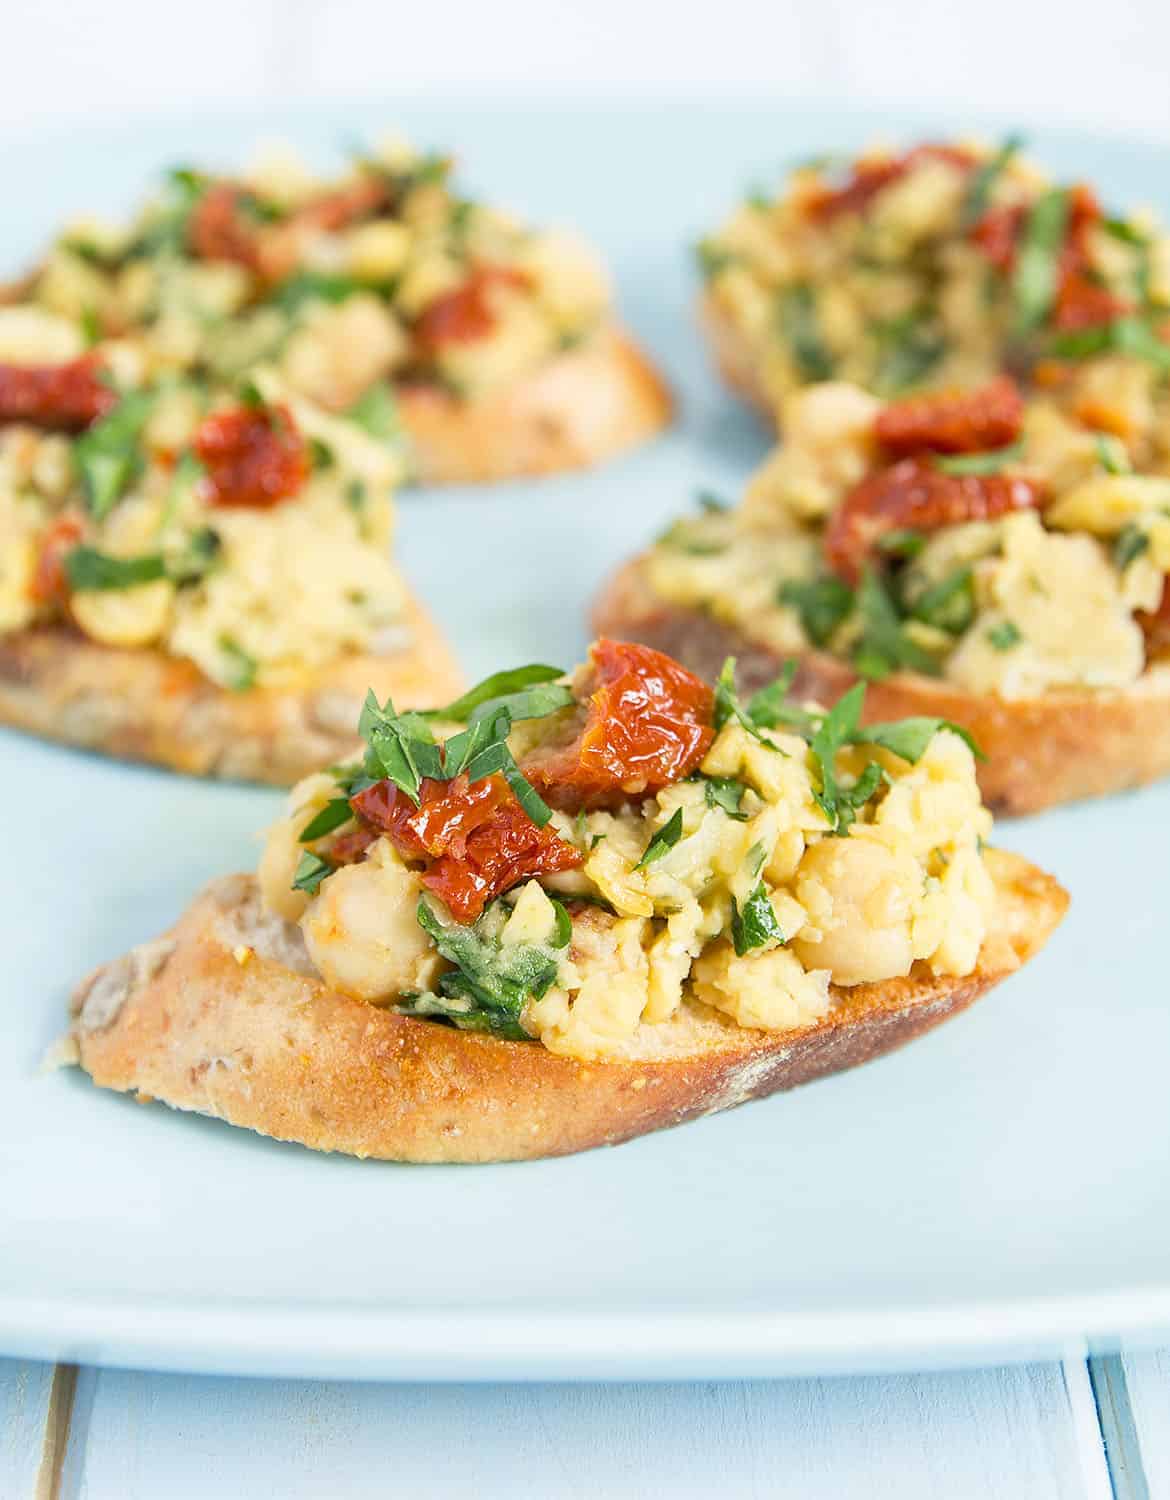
3;1353;1166;1497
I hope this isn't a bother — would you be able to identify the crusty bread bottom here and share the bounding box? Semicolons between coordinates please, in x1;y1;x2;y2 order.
397;326;672;484
0;589;462;784
593;556;1170;816
699;290;779;427
68;847;1065;1163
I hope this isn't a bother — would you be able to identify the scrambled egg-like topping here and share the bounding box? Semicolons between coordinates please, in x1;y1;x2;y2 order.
260;693;993;1063
649;378;1170;699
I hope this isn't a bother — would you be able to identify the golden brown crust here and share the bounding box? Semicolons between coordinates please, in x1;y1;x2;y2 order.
0;588;462;784
698;290;778;427
397;326;672;484
593;555;1170;816
69;848;1065;1163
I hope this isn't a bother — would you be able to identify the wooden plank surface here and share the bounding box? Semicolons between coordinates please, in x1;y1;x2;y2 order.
15;1360;1108;1500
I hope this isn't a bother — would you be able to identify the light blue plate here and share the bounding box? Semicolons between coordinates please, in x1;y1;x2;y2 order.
2;98;1169;1381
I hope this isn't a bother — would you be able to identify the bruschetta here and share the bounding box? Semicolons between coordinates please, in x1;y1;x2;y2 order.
698;137;1170;423
0;327;461;781
594;377;1170;814
15;139;671;483
67;640;1066;1161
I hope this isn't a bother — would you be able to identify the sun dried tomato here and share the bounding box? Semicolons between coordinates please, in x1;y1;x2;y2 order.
187;183;262;270
805;144;974;222
521;640;715;812
0;355;115;432
297;177;389;233
29;516;84;604
413;266;532;347
825;458;1043;584
970;182;1129;333
875;376;1025;457
194;403;309;509
1139;579;1170;659
351;773;582;924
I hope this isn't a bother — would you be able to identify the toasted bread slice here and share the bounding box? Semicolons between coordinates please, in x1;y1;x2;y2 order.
397;326;671;484
593;556;1170;816
699;290;777;427
68;849;1065;1164
0;588;461;784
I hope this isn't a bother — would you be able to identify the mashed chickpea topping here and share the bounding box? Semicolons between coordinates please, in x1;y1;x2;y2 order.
649;377;1170;699
259;641;995;1062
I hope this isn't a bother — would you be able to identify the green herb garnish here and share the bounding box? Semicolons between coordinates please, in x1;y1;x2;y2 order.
64;547;165;592
73;389;154;520
347;382;400;441
292;851;333;896
219;637;258;692
298;797;354;844
853;569;941;680
934;442;1024;476
731;882;785;956
907;567;975;635
987;620;1023;650
778;283;834;380
703;776;750;821
779;575;855;646
1012;188;1070;333
1095;433;1131;475
435;664;566;723
959;135;1023;231
1114;524;1150;570
635;807;685;870
876;528;926;560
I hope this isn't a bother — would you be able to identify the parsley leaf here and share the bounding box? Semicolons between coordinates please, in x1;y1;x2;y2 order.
853;570;941;680
635;807;685;870
1095;433;1131;475
876;528;926;560
779;576;854;646
731;882;785;956
292;851;333;896
1012;187;1070;333
959;135;1023;232
987;620;1023;651
907;566;975;635
934;443;1024;476
856;716;982;762
275;271;362;313
703;776;750;820
1114;525;1150;570
435;664;565;722
359;690;441;803
64;547;165;592
73;389;154;520
778;283;834;380
346;382;400;441
298;797;354;844
218;637;257;692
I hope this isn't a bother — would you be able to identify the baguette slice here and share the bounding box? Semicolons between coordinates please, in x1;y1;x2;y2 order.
69;848;1065;1164
397;326;672;484
594;556;1170;816
699;289;777;427
0;588;461;785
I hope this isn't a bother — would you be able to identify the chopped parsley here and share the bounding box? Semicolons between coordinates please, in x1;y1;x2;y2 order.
852;570;941;680
347;382;400;441
876;528;926;560
731;882;784;956
778;283;834;381
987;620;1023;650
73;389;154;520
1114;524;1150;570
64;547;166;592
298;797;355;844
218;637;258;693
1012;187;1071;333
1049;315;1170;374
407;895;568;1039
433;663;567;724
934;442;1024;476
696;239;736;278
703;776;750;821
275;271;362;313
871;312;948;395
959;135;1023;232
1095;433;1132;475
907;567;975;635
635;807;684;870
292;851;333;896
779;575;854;646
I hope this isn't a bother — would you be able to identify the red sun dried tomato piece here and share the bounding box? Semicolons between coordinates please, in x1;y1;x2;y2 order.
805;144;974;222
0;355;115;432
875;376;1025;457
194;403;309;509
297;177;389;233
825;458;1043;584
969;201;1025;273
521;640;715;813
351;773;583;924
29;516;84;605
413;266;532;348
187;183;264;270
